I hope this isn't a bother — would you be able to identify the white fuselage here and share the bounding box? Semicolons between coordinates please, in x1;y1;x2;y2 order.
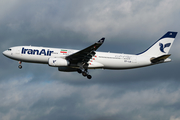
3;46;157;70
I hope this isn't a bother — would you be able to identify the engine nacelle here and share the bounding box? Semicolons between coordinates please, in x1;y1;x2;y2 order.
58;66;78;72
48;58;69;67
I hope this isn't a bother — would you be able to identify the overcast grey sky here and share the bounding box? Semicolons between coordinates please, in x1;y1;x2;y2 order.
1;0;180;120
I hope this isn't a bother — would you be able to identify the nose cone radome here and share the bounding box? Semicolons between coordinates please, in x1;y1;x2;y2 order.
2;51;6;56
2;50;9;57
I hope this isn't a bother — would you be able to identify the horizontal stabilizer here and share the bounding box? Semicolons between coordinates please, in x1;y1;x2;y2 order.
151;54;171;64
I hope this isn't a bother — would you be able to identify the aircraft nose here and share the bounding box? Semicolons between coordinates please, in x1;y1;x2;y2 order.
2;51;5;55
2;50;8;56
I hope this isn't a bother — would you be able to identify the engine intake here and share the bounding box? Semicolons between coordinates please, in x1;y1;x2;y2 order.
48;58;69;67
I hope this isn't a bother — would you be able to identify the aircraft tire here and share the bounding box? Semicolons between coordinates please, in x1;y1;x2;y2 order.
77;69;82;74
18;65;22;69
82;72;87;77
87;75;92;79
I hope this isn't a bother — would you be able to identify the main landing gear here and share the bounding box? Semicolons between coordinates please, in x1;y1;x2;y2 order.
77;69;92;79
18;61;22;69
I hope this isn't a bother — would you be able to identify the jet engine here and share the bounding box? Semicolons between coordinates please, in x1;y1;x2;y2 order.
58;66;78;72
48;58;69;67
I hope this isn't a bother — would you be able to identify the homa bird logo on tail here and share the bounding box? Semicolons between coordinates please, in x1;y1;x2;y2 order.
159;43;171;53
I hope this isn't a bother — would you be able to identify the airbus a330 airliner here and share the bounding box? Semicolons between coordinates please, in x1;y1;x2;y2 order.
3;31;177;79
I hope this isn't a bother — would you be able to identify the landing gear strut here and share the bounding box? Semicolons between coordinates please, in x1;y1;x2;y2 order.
18;61;22;69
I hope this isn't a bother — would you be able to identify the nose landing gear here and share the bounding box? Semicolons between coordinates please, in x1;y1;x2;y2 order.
18;61;22;69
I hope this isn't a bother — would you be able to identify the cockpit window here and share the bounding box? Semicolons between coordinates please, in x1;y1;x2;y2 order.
8;49;12;51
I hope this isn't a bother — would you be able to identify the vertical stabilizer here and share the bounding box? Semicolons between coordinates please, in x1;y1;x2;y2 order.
137;31;178;57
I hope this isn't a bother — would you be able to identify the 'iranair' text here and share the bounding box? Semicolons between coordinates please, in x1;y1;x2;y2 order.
21;47;54;56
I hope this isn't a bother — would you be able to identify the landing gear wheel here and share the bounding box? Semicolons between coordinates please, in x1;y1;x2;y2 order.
82;72;87;77
77;69;82;74
87;75;92;79
18;65;22;69
18;61;22;69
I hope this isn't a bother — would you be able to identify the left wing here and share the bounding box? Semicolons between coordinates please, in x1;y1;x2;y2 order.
66;38;105;66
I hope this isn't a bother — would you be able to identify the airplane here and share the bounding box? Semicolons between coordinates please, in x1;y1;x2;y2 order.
2;31;177;79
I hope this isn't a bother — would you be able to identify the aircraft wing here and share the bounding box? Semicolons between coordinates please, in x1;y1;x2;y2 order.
66;38;105;65
151;54;171;64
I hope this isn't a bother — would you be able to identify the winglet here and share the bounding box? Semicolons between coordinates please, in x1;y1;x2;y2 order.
97;37;105;44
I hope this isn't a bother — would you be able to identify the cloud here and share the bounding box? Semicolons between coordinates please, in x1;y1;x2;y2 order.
170;116;180;120
0;76;180;120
